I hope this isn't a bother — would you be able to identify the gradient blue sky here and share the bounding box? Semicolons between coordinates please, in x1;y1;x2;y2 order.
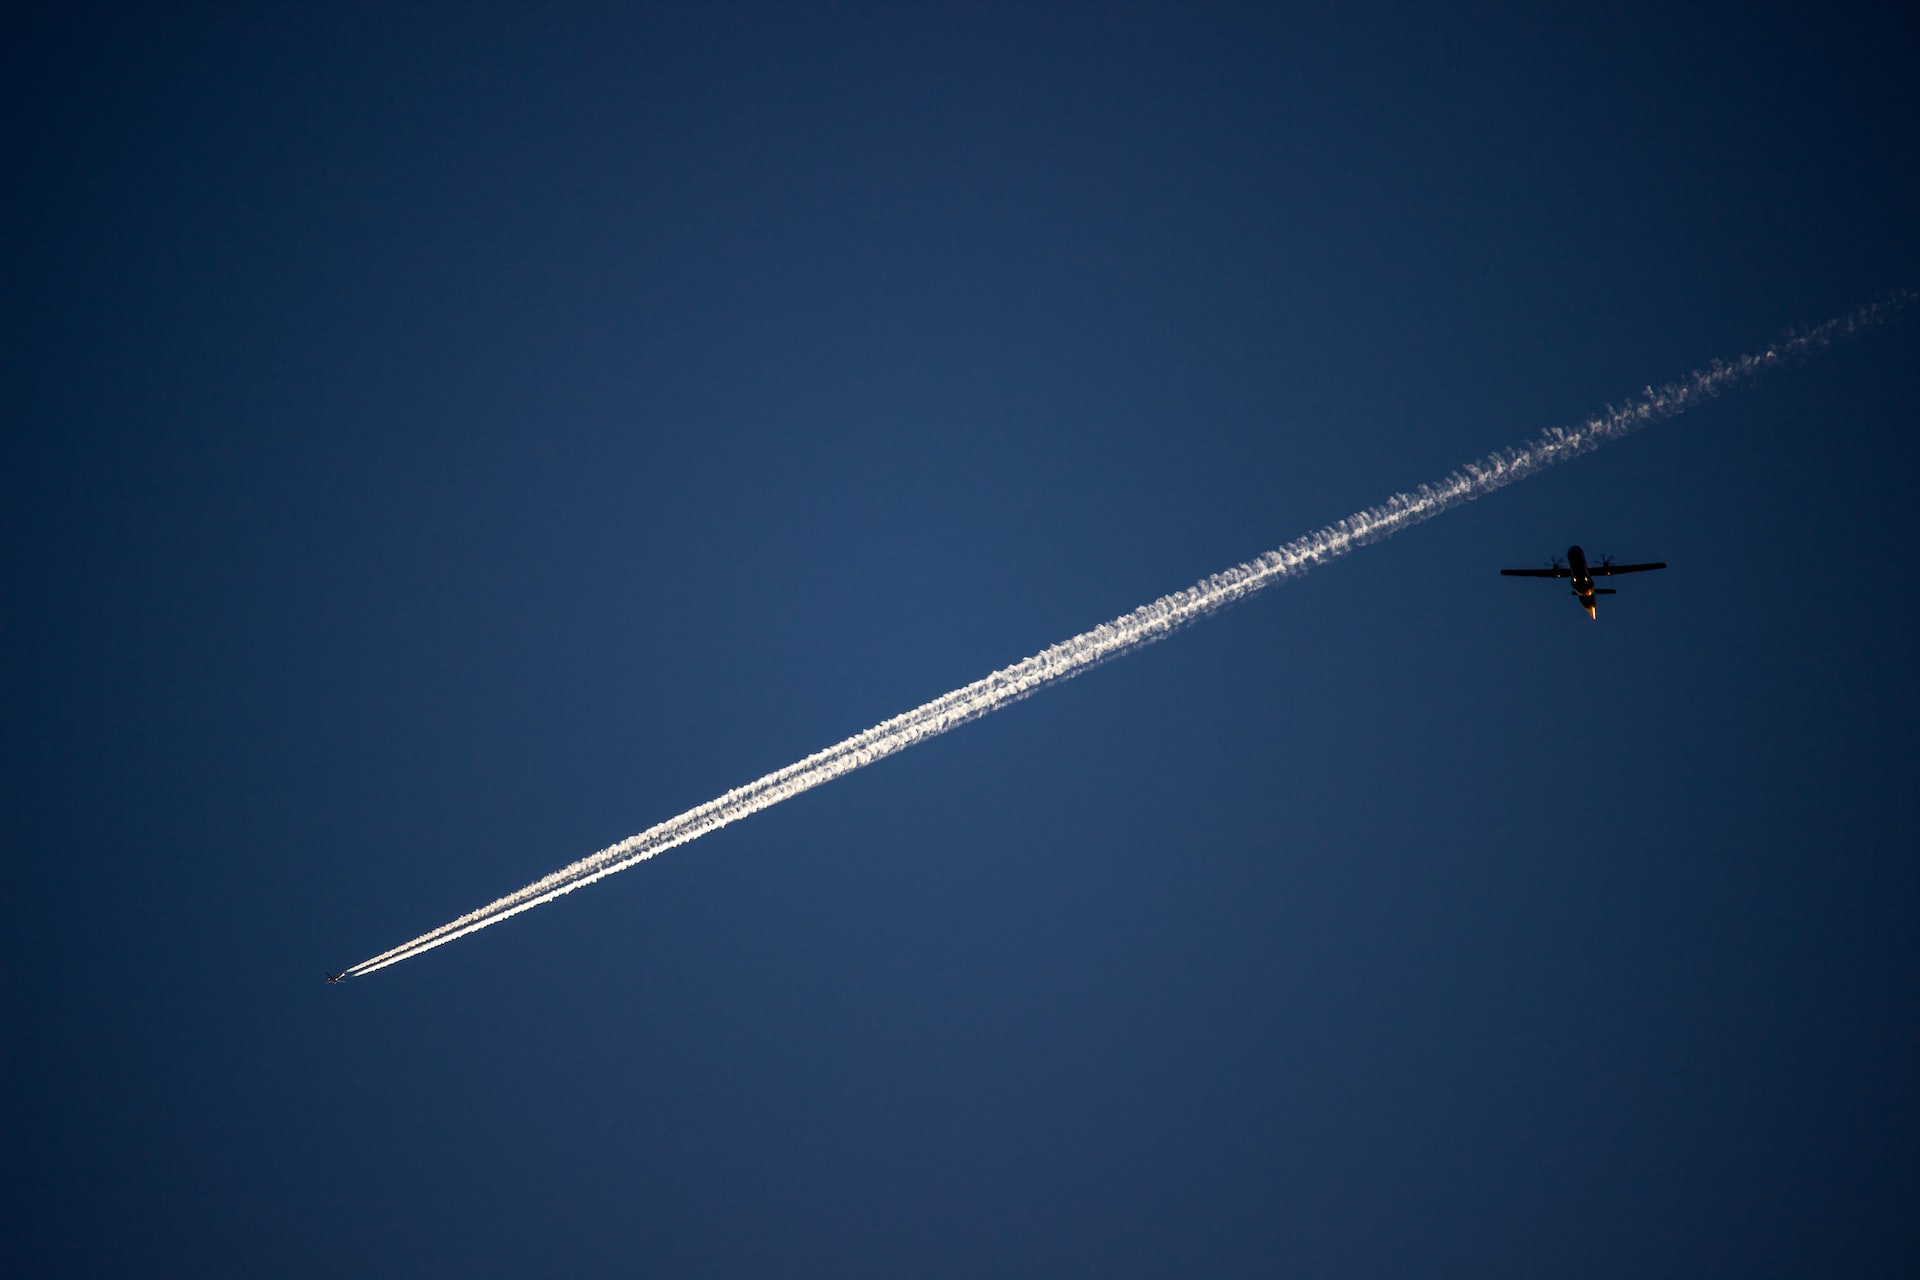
7;4;1919;1276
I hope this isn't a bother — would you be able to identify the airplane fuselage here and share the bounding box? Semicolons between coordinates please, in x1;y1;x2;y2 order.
1566;544;1598;617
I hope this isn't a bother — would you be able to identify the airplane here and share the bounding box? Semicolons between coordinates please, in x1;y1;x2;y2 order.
1501;544;1666;618
325;971;347;985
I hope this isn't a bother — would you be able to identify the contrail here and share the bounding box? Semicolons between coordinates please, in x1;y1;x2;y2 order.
344;297;1905;978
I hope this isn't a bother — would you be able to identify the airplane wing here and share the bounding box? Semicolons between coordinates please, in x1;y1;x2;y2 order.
1592;561;1667;575
1500;568;1571;578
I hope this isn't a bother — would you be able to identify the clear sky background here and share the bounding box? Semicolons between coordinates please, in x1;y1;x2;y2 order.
6;4;1919;1276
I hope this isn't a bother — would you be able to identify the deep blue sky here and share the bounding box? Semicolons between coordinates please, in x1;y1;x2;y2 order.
6;4;1919;1276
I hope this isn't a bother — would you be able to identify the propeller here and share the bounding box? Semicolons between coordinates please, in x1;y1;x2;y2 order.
1547;555;1565;571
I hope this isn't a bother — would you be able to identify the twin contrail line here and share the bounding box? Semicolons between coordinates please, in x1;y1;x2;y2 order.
345;298;1904;978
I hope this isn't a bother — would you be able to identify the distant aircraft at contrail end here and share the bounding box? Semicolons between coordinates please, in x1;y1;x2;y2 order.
340;296;1906;979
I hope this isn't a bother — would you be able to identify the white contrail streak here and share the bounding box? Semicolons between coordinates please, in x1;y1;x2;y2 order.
345;298;1904;978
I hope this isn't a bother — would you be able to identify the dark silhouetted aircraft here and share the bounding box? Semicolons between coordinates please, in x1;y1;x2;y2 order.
1502;544;1666;618
325;971;347;985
